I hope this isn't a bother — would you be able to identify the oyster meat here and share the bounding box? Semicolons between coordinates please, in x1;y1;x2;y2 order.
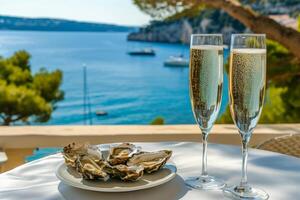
62;142;173;182
127;150;172;173
62;143;88;167
62;143;103;168
76;155;110;181
106;164;144;181
108;143;140;165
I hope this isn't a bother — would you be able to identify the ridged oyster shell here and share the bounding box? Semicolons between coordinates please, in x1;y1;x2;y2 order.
106;164;144;181
107;143;140;165
76;155;110;181
62;143;108;180
62;143;90;167
62;143;172;182
127;150;172;173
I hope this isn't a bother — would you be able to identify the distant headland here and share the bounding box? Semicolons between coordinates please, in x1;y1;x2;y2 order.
0;15;136;32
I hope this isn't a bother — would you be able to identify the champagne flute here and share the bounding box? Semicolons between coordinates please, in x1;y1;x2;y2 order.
223;34;269;199
185;34;225;190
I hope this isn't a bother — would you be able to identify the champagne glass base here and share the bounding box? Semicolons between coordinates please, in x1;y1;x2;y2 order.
223;185;269;200
185;175;225;190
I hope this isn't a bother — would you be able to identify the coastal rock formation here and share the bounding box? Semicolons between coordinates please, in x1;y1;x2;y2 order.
127;20;193;44
127;10;246;44
128;1;299;45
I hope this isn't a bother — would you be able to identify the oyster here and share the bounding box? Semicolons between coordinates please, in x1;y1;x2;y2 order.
86;144;103;160
62;143;103;168
62;143;88;167
76;155;110;181
62;142;173;182
106;164;144;181
108;143;140;165
127;150;172;173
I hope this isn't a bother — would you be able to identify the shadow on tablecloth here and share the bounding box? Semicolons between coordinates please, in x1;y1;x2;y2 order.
58;175;189;200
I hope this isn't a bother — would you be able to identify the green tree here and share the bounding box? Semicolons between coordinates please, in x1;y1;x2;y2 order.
133;0;300;59
133;0;300;123
218;40;300;123
150;117;165;125
0;50;64;125
298;15;300;31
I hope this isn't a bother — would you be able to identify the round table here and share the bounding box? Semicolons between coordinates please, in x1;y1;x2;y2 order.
0;142;299;200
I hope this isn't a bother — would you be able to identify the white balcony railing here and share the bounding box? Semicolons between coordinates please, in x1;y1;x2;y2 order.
0;124;300;172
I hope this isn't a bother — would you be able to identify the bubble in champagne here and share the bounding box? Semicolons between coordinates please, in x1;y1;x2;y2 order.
190;45;223;131
229;48;266;134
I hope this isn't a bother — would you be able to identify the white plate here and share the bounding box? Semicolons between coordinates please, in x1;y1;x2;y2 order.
56;161;177;193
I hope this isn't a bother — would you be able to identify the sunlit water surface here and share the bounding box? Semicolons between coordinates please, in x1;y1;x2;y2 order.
0;31;229;160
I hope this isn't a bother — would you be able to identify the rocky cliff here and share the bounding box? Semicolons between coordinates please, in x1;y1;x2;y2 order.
128;1;300;44
127;20;192;44
127;10;247;44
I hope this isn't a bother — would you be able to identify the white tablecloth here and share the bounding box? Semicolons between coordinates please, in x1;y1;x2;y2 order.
1;142;300;200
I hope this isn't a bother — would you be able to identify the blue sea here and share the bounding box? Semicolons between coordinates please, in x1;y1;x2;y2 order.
0;31;229;160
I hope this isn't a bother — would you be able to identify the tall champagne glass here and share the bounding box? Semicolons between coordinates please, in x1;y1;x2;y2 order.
185;34;225;190
223;34;269;199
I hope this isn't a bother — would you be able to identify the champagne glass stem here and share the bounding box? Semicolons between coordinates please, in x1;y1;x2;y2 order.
202;133;208;176
185;34;225;190
240;135;250;190
223;33;269;199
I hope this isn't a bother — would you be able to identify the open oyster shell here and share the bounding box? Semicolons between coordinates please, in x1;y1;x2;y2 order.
107;143;140;165
127;150;172;173
105;164;144;181
62;143;173;182
76;155;110;181
62;143;103;168
62;143;88;167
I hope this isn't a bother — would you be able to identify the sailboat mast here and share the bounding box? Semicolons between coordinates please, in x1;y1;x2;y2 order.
83;65;87;125
83;65;93;125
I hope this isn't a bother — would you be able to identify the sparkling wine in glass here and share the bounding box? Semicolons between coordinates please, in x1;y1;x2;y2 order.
185;34;225;190
223;34;269;199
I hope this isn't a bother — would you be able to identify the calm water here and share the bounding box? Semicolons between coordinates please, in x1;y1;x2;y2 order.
0;31;229;125
0;31;229;161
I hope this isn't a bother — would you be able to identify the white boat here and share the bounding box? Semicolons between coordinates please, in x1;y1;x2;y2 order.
128;48;155;56
96;110;108;116
164;55;189;67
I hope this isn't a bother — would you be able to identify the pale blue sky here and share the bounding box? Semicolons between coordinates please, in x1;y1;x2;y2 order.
0;0;151;26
